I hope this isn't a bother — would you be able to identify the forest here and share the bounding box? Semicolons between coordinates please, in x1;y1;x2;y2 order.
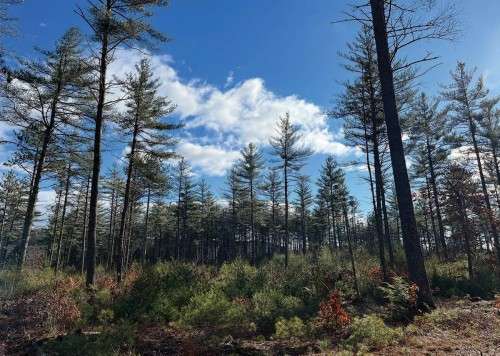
0;0;499;355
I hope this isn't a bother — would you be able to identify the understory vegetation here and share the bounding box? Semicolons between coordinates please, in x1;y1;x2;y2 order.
1;249;498;355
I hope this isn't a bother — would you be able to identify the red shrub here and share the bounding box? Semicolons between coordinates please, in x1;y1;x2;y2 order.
315;291;351;332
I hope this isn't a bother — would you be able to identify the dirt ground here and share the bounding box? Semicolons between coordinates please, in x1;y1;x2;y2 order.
1;297;499;355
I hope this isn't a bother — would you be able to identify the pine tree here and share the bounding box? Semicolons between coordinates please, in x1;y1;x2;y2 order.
442;62;500;266
294;175;312;254
77;0;171;286
270;113;311;266
261;168;282;257
114;58;176;282
1;28;88;269
407;93;449;259
236;143;264;265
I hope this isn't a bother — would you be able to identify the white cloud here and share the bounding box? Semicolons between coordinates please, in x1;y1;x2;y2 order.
224;70;235;88
177;141;240;176
34;189;56;227
107;48;355;176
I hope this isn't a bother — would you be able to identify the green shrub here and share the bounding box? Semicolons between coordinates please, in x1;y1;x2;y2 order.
0;268;76;298
274;316;307;339
378;276;418;321
430;261;498;299
42;322;136;356
114;262;208;322
179;288;254;335
214;259;262;299
344;315;403;351
413;307;460;329
252;289;303;334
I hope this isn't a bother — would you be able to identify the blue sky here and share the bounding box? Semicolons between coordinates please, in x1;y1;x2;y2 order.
4;0;500;215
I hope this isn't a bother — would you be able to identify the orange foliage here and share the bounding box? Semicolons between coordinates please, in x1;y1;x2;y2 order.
368;266;384;283
16;276;82;334
316;291;351;332
408;282;419;307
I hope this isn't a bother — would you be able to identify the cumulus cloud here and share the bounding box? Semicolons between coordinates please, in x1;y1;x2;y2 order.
177;141;240;176
108;49;354;176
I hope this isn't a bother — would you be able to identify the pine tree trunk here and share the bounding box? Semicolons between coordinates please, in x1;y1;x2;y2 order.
17;96;59;268
457;193;474;279
80;175;90;274
48;189;62;265
369;0;433;307
116;111;140;282
469;118;500;265
250;178;255;265
55;164;72;272
363;123;378;251
85;0;111;287
142;186;151;263
426;139;447;258
343;203;359;297
425;178;440;258
381;175;395;266
284;165;289;267
106;187;115;268
372;133;388;279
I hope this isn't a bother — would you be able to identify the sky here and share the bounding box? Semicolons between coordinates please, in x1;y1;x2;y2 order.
3;0;500;218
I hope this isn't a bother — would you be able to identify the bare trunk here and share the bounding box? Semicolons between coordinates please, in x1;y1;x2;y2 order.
55;164;72;272
369;0;433;307
85;0;111;287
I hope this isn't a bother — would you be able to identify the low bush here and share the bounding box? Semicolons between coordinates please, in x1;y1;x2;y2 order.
13;276;83;335
179;288;254;335
343;315;403;352
313;291;351;333
252;288;303;335
214;259;262;299
114;262;208;322
378;276;418;322
274;316;308;339
42;322;136;356
430;262;498;299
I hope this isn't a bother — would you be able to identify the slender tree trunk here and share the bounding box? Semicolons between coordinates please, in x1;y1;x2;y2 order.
369;0;433;307
457;193;474;279
284;165;289;267
55;164;72;272
85;1;111;287
343;203;360;297
301;207;306;254
365;57;389;276
0;200;8;263
176;176;182;260
425;178;440;258
48;188;63;265
469;119;500;265
142;186;151;263
250;178;255;265
426;139;447;258
106;187;115;268
116;111;140;282
372;136;388;279
364;124;378;251
17;98;59;268
380;175;395;266
80;175;90;274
